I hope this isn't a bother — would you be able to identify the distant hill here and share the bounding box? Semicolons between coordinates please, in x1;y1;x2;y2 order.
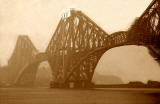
93;73;124;84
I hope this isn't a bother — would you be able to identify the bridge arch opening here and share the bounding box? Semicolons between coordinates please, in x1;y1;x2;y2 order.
92;45;160;85
34;61;53;87
14;59;55;87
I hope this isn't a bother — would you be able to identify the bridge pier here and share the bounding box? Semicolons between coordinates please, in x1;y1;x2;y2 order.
50;82;66;88
67;81;94;88
50;81;93;89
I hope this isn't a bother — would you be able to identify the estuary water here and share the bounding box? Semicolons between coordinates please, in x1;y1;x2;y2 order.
0;87;160;104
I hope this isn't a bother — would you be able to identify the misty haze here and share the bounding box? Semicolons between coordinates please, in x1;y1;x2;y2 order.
0;0;160;104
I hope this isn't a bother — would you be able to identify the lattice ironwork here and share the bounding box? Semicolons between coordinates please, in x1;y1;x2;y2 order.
13;0;160;88
128;0;160;46
64;31;131;85
8;35;38;83
46;10;109;84
14;52;49;86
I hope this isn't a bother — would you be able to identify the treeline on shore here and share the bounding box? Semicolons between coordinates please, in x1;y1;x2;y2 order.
94;80;160;88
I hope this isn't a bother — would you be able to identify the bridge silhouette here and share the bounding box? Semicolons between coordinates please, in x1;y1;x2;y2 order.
6;0;160;88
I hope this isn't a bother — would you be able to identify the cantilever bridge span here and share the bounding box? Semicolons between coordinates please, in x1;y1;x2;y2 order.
8;0;160;88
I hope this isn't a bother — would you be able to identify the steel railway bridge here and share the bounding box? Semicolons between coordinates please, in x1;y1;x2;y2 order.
7;0;160;88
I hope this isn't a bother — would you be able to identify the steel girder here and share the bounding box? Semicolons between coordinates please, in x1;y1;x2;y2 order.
45;10;135;85
128;0;160;46
8;35;38;83
46;10;109;84
63;0;160;84
12;0;160;87
14;52;49;86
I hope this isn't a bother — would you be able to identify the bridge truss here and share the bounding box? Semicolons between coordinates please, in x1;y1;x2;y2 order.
8;0;160;88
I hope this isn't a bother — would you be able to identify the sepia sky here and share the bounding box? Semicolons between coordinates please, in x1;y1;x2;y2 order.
1;0;160;83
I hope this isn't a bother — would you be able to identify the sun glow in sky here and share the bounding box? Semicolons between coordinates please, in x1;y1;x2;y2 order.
1;0;160;83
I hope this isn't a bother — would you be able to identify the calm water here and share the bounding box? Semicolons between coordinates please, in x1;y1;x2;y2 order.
0;88;160;104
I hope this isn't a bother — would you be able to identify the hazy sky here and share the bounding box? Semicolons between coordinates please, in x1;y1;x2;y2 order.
1;0;160;83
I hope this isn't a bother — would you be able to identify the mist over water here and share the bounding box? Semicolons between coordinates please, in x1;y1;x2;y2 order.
31;46;160;84
0;1;160;103
35;61;52;87
0;0;158;84
93;46;160;83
